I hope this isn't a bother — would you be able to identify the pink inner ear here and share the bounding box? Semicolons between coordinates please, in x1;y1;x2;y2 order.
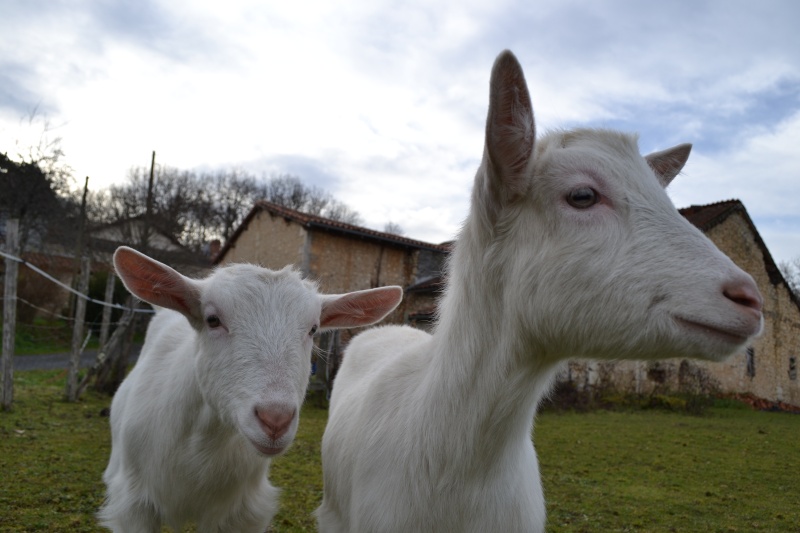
114;248;198;318
645;143;692;187
494;85;533;175
321;287;403;329
487;51;535;198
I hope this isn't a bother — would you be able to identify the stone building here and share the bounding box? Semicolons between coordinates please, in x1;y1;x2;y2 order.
567;200;800;407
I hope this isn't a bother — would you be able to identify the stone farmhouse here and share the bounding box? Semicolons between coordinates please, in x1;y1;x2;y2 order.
216;199;799;407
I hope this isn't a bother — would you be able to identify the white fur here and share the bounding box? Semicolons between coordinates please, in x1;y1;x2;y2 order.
316;50;764;533
99;247;401;533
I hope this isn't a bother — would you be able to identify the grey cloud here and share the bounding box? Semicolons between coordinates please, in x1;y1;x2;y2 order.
0;63;55;116
240;153;347;192
81;1;231;64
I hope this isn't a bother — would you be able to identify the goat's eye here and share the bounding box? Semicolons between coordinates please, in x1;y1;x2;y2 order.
309;325;318;336
206;315;222;328
567;187;599;209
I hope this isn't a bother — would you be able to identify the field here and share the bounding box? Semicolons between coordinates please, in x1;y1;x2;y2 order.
1;370;799;532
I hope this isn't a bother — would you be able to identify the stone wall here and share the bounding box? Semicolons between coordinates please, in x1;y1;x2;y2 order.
307;230;419;326
220;211;306;271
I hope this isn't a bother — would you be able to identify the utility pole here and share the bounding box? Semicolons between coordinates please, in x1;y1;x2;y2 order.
69;176;90;316
143;151;156;255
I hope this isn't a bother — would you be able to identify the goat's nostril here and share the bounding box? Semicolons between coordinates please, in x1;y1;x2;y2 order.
255;407;296;440
723;283;763;313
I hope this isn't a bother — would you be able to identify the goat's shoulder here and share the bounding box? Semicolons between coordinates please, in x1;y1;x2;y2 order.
137;309;195;362
331;326;432;417
338;325;429;378
115;309;199;419
348;324;429;352
144;307;190;339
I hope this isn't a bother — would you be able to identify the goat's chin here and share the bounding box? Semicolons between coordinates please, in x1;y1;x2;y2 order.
248;439;288;457
672;316;762;361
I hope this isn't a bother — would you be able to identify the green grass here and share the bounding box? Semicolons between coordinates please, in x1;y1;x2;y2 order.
6;319;111;356
10;319;75;355
538;409;800;532
0;370;110;532
2;371;799;532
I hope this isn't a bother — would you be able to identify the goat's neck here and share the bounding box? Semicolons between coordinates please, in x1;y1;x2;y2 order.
425;231;559;467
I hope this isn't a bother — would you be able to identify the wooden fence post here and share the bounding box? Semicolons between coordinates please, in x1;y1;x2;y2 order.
99;272;116;350
2;219;20;410
77;306;133;399
66;255;91;402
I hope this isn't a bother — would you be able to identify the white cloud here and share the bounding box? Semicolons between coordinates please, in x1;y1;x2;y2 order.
668;109;800;262
670;110;800;214
0;0;798;261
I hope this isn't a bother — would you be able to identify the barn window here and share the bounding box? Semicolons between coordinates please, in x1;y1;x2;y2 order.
745;347;755;378
790;356;797;381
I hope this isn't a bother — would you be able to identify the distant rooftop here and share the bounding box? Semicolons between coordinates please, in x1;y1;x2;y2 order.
215;200;451;264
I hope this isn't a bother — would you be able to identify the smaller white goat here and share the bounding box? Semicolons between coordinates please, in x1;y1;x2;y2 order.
316;50;764;533
99;246;402;533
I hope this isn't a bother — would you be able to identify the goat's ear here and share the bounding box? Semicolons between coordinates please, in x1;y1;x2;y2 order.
113;246;202;322
319;286;403;330
481;49;535;220
645;143;692;187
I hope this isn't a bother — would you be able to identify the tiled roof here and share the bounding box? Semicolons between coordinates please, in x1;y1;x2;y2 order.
679;199;744;232
215;201;450;264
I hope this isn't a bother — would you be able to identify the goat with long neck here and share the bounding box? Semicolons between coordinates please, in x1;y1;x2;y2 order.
316;50;763;533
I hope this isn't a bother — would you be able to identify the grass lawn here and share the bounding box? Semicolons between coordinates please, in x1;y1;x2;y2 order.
1;370;798;532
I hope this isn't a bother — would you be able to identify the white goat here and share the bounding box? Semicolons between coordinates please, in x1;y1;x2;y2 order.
99;246;402;533
316;50;764;533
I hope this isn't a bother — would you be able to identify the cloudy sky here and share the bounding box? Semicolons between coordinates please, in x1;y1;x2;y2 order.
1;0;799;264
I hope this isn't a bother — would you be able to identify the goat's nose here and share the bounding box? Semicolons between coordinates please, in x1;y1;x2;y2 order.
722;277;763;313
255;406;296;440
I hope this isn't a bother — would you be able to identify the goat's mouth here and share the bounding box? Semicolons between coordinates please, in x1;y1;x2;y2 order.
674;317;753;345
249;440;287;457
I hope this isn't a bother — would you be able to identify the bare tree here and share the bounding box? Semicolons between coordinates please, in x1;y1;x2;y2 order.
779;257;800;296
202;169;263;242
0;152;74;252
12;110;74;196
90;164;211;252
383;222;405;235
322;199;362;225
2;111;78;252
88;166;363;255
262;174;362;225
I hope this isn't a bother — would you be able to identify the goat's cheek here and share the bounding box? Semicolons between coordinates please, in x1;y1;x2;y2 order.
560;205;611;229
203;327;230;347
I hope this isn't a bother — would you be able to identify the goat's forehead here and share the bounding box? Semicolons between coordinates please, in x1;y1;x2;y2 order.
201;264;320;312
538;130;642;168
532;129;660;192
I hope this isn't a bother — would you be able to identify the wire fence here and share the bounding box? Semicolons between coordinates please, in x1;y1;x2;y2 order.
0;249;152;314
2;231;150;407
1;295;148;327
